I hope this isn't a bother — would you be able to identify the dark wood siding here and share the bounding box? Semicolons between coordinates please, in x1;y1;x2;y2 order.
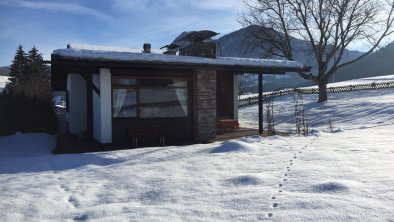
216;71;235;119
112;117;193;145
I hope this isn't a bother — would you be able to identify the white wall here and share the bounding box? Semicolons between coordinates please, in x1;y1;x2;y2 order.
67;74;87;134
98;68;112;143
92;74;101;141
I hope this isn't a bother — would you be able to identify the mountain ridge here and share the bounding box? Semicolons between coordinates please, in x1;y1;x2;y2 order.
216;26;393;93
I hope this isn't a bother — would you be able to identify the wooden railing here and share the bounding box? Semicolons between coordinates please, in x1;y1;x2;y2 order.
238;81;394;107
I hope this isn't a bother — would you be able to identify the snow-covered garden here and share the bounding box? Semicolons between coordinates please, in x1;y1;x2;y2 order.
1;80;394;221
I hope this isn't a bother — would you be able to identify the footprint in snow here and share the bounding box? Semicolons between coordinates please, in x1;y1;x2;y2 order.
268;213;273;217
279;184;283;187
60;184;70;192
271;196;276;199
68;196;80;208
73;214;88;222
272;203;279;207
283;179;287;181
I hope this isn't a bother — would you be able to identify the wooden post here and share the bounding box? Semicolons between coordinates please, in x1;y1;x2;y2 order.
85;74;93;140
258;73;263;135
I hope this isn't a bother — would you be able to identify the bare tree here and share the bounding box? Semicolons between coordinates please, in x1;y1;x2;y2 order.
240;0;394;102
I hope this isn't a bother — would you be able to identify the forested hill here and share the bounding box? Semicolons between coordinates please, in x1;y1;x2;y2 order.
0;66;9;76
215;26;394;92
334;42;394;82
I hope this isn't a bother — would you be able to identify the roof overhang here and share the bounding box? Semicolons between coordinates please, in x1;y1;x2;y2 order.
51;49;311;74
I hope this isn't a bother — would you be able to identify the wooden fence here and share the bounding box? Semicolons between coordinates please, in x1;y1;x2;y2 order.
238;81;394;107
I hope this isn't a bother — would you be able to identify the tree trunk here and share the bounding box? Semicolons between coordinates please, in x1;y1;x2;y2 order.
317;80;328;102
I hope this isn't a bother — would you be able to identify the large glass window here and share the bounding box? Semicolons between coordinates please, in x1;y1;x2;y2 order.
112;78;137;117
112;77;189;118
140;79;188;118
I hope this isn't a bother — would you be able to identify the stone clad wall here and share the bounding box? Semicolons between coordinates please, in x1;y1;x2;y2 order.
193;68;217;142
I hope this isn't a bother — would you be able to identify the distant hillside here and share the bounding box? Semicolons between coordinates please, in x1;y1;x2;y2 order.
334;42;394;82
0;66;9;76
216;26;363;92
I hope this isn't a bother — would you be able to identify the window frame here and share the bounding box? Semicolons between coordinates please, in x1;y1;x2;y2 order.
111;76;191;119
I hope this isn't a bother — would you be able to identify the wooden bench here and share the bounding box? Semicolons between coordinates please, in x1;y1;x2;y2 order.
216;119;239;134
129;127;165;148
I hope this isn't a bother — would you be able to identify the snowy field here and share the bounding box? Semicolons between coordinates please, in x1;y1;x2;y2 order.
0;75;10;91
1;83;394;221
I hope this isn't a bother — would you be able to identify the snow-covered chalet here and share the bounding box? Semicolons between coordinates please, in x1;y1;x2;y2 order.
51;31;309;147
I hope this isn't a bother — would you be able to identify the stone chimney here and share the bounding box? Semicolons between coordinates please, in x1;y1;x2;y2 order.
179;41;216;58
143;43;151;53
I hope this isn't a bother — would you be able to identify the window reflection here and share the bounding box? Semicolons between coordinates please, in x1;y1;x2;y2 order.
112;89;137;117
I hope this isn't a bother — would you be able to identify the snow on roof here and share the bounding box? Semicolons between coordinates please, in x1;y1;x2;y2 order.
53;44;306;71
67;43;164;54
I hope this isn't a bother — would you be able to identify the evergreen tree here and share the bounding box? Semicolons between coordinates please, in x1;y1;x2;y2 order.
6;45;50;99
7;45;28;88
28;46;46;78
1;45;56;135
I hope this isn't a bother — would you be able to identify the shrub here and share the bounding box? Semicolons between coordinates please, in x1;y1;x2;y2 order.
0;92;57;136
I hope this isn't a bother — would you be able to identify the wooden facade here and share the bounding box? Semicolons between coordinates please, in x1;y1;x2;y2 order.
51;46;310;148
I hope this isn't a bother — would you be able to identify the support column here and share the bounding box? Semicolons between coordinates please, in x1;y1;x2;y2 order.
258;73;263;135
233;73;239;121
86;74;93;139
193;68;217;143
99;68;112;143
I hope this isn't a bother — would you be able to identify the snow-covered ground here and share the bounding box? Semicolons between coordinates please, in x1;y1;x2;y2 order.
1;82;394;221
0;75;10;90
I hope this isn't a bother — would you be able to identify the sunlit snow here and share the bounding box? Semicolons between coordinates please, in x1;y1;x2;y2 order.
1;79;394;221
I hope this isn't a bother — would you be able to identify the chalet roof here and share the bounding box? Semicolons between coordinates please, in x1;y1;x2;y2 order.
52;44;309;73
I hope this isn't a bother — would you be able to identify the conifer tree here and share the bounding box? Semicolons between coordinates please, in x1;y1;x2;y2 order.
6;45;50;99
7;45;28;88
28;46;46;78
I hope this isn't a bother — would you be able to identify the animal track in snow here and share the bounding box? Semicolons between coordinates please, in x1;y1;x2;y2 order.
268;213;273;217
73;214;88;221
272;203;279;207
68;196;80;208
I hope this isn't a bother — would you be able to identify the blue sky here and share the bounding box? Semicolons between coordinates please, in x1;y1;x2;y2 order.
0;0;243;66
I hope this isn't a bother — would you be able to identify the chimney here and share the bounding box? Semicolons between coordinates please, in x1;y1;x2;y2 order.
143;43;151;53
